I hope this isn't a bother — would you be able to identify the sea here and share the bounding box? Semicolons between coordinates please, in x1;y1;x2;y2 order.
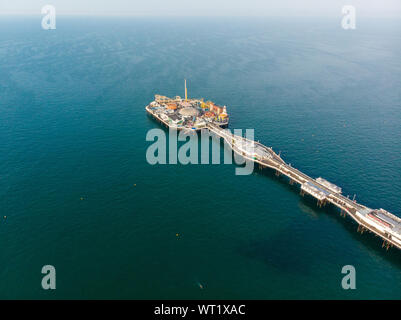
0;15;400;299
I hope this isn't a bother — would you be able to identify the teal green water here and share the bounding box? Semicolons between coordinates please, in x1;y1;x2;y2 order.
0;16;401;299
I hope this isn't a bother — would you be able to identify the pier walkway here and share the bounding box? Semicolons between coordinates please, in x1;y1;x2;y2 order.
207;123;401;251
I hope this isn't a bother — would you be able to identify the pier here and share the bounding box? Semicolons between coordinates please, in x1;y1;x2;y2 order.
207;123;401;251
146;101;401;252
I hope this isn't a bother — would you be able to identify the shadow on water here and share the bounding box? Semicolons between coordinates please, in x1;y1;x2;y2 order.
242;165;401;270
238;226;319;276
322;205;401;267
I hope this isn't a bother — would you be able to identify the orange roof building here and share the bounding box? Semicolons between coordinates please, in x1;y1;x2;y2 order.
167;103;177;110
209;103;224;115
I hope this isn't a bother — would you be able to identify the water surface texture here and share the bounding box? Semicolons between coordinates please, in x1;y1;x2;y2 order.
0;16;400;299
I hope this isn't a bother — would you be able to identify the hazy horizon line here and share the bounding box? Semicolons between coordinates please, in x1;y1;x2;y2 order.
1;12;401;19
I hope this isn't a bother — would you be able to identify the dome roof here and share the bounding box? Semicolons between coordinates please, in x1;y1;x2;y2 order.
179;107;199;117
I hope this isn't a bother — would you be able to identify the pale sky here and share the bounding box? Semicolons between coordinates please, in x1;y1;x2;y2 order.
1;0;400;17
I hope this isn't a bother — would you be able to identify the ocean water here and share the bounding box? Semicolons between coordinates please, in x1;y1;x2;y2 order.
0;16;400;299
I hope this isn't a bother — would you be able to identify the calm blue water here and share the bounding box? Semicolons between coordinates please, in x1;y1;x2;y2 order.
0;16;400;299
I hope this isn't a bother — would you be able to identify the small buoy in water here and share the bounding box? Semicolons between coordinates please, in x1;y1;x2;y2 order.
80;197;84;201
176;233;179;237
134;184;136;187
4;216;6;219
